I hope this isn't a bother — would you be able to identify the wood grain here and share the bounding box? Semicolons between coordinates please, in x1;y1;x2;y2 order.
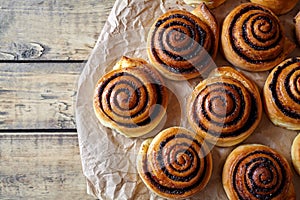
0;0;115;60
0;133;94;199
0;62;83;129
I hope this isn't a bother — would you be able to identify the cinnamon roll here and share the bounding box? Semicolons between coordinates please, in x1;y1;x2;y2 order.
263;57;300;130
221;3;295;72
93;56;169;137
250;0;299;15
187;66;262;147
223;144;295;200
183;0;226;9
147;3;219;80
137;127;212;199
292;134;300;176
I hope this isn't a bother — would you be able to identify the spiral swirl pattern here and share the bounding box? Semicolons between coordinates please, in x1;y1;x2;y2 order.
148;9;217;80
93;63;168;137
188;67;262;146
137;127;212;199
264;57;300;130
222;3;291;71
223;145;293;200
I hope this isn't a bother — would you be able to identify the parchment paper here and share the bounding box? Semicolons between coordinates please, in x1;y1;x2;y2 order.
76;0;300;199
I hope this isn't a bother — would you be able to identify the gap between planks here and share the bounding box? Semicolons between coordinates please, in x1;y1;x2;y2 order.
0;130;78;137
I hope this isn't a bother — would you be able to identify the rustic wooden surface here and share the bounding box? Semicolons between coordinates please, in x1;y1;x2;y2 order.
0;0;114;60
0;62;82;129
0;133;94;199
0;0;115;199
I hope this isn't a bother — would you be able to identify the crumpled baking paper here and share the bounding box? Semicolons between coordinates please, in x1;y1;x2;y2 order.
75;0;300;199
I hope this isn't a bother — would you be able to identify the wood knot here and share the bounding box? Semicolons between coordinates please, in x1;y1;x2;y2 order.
13;42;45;59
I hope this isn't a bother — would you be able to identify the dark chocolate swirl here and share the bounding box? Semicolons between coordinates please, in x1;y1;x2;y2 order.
187;69;262;147
263;57;300;130
269;57;300;119
93;62;168;137
221;3;293;71
223;145;292;200
137;127;212;199
148;8;218;80
229;5;283;63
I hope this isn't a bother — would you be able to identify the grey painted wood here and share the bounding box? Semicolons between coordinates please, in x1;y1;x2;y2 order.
0;133;94;199
0;62;83;129
0;0;114;60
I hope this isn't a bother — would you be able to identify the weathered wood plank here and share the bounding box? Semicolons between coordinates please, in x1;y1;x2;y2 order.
0;62;83;129
0;133;94;199
0;0;115;60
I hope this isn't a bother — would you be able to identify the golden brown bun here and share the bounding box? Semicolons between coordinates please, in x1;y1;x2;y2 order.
187;66;262;147
93;56;169;137
250;0;299;15
263;57;300;130
221;3;295;72
137;127;213;199
292;134;300;176
183;0;226;9
295;12;300;46
223;144;295;200
147;3;219;80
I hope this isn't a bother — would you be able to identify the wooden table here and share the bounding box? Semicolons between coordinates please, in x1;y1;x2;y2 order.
0;0;115;198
